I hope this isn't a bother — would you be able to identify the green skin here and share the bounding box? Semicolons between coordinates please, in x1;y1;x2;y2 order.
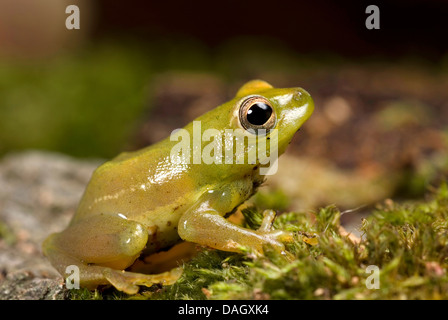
42;80;314;294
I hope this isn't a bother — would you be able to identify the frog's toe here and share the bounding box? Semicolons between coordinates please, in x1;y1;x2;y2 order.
258;209;277;232
258;210;294;243
153;266;183;285
103;269;140;295
133;267;183;287
276;230;294;243
104;267;183;294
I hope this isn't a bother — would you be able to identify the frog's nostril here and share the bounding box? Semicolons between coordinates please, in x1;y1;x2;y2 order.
293;88;313;110
293;89;303;102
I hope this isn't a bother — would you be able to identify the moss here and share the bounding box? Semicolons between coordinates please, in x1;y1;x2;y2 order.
70;288;104;300
70;182;448;300
0;43;152;158
0;222;16;245
251;189;290;211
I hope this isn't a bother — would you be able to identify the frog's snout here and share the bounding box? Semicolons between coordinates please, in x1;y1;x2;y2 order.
292;88;311;104
293;89;303;98
294;88;314;117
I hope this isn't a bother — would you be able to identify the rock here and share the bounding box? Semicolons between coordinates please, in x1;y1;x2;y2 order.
0;271;68;300
0;151;101;300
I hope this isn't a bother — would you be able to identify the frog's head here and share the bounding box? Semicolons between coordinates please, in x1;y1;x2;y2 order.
234;80;314;156
224;80;314;175
178;80;314;178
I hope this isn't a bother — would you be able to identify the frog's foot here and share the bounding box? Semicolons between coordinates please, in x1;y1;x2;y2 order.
103;267;183;294
42;214;184;295
256;210;294;257
258;209;277;232
257;209;294;241
44;238;184;294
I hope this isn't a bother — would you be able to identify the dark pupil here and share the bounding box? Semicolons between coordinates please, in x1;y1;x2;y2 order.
247;103;272;125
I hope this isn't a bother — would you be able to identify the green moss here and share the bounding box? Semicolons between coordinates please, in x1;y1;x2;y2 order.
0;43;152;158
0;222;16;245
70;288;104;300
70;182;448;300
251;189;290;211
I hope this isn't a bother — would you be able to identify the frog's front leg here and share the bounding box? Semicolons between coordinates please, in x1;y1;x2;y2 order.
42;213;182;294
178;182;293;255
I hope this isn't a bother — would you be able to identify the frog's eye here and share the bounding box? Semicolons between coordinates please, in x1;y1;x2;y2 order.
239;96;276;133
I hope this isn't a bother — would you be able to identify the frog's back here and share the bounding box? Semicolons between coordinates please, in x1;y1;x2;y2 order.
71;139;202;225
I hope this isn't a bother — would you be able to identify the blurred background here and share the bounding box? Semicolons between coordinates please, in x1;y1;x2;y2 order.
1;0;448;219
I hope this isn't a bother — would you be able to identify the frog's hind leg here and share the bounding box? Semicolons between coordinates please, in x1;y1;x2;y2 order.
43;240;182;294
42;214;182;294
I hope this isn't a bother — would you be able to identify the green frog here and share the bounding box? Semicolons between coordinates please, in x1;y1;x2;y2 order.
42;80;314;294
